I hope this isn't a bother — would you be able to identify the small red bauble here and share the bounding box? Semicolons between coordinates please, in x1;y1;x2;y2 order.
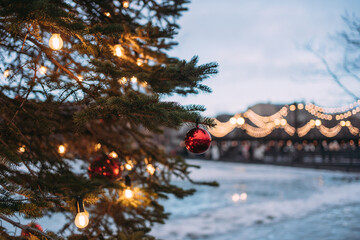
21;222;43;236
88;155;122;180
184;127;212;154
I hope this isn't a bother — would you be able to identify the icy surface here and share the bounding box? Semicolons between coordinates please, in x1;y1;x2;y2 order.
151;160;360;240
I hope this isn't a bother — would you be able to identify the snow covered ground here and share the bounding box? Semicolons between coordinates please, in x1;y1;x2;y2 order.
151;160;360;240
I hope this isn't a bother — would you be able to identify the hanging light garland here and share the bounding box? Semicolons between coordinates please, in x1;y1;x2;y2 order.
209;103;360;139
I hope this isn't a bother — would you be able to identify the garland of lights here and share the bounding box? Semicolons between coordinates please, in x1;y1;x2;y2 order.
208;104;360;139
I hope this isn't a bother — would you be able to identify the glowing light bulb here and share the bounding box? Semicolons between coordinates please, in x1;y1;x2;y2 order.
141;81;148;88
74;212;89;229
49;33;63;50
230;117;237;125
237;117;245;125
104;12;111;17
240;192;247;201
124;188;133;199
58;145;66;154
146;164;155;175
131;76;137;83
280;119;287;126
3;69;10;78
340;121;346;127
298;103;304;110
346;121;351;127
18;145;26;153
137;59;143;66
114;44;122;57
289;105;296;111
123;0;129;8
118;77;127;85
125;162;133;171
77;74;83;82
109;151;118;158
39;66;47;75
315;119;322;127
274;119;280;126
94;143;101;151
232;193;240;202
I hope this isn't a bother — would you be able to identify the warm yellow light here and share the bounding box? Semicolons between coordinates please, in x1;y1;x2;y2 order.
141;81;148;88
125;163;133;171
77;74;83;82
137;59;143;66
240;192;247;201
104;12;111;17
230;117;237;125
118;77;127;85
109;151;118;158
232;193;240;202
114;44;122;57
18;145;26;153
124;188;133;199
346;121;351;127
123;0;129;8
3;69;10;78
49;33;63;50
39;66;47;75
280;119;287;126
131;76;137;83
146;164;156;175
340;120;346;127
58;145;66;154
289;105;296;111
298;103;304;110
94;143;101;151
315;119;321;127
74;212;89;229
237;117;245;125
274;119;280;126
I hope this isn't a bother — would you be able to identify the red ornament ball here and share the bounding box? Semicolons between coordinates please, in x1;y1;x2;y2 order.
21;222;43;236
185;127;212;154
88;155;122;180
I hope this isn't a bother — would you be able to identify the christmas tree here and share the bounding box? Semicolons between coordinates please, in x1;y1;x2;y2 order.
0;0;217;239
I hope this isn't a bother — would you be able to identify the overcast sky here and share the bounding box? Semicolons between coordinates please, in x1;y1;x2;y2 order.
165;0;360;116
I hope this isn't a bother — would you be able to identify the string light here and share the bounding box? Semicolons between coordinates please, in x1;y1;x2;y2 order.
18;145;26;153
118;77;127;85
109;151;118;158
239;192;247;201
74;196;89;229
146;164;155;175
123;0;129;8
289;105;296;111
209;103;360;139
77;74;83;82
114;44;122;57
104;12;111;17
230;117;237;125
39;66;47;75
232;193;240;202
131;76;137;83
297;103;304;110
136;59;143;66
124;162;133;171
58;145;66;155
94;143;101;151
124;175;133;199
3;69;10;78
236;117;245;125
49;33;63;50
